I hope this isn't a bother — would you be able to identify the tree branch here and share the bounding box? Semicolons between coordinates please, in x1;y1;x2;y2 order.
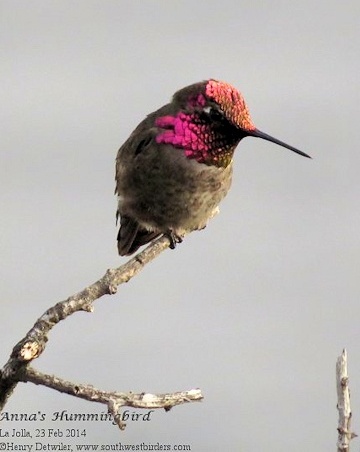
336;349;357;451
0;235;183;413
21;367;203;430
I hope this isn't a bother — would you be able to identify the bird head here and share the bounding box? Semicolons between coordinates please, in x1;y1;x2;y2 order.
156;79;310;167
203;79;310;158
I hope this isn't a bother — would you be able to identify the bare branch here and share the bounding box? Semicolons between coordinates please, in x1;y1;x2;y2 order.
21;367;203;431
336;349;357;451
0;236;172;410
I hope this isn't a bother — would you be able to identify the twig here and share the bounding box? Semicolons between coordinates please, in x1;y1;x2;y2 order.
21;367;203;431
336;349;357;451
0;236;173;411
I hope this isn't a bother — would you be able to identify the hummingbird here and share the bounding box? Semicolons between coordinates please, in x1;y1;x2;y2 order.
115;79;310;256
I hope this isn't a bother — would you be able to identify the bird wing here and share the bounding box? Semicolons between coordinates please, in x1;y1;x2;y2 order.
115;122;161;256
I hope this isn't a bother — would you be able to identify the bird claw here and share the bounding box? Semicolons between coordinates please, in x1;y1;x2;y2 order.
165;231;183;249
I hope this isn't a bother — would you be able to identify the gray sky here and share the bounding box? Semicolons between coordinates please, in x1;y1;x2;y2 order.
1;1;360;450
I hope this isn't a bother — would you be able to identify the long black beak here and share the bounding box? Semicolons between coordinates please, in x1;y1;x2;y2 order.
248;128;311;158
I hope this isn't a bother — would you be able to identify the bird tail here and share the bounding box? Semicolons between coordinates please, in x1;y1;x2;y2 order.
117;215;160;256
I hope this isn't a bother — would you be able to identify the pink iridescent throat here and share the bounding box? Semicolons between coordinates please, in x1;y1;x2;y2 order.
155;113;210;160
155;112;237;168
155;91;218;164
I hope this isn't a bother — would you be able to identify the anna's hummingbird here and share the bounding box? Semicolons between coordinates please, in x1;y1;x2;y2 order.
115;79;310;256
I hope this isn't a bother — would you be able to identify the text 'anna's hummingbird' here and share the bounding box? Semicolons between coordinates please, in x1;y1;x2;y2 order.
115;79;310;256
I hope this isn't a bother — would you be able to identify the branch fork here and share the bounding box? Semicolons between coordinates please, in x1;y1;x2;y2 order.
0;235;203;429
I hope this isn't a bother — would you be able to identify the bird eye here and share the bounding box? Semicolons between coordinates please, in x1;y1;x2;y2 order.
203;106;224;121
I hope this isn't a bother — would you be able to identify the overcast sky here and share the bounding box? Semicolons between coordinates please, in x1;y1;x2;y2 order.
1;1;360;450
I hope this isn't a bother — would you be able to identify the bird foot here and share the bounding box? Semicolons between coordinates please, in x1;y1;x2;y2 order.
165;231;183;250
